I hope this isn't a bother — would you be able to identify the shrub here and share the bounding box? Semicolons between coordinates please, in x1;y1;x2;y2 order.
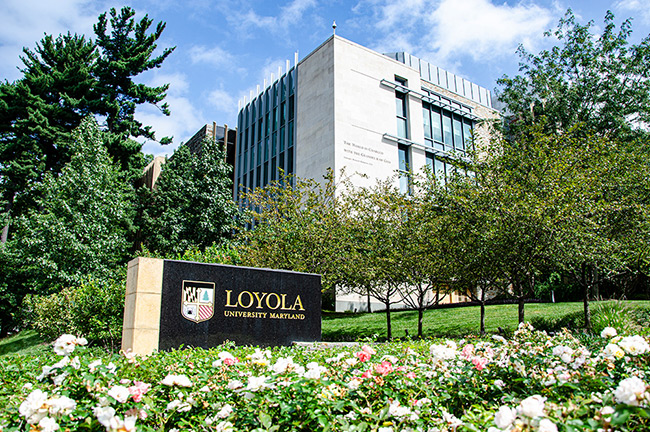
529;309;584;333
591;300;637;335
25;275;125;349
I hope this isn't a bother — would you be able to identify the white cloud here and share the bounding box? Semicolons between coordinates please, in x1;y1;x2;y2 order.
136;71;206;156
614;0;650;25
189;45;236;67
362;0;557;70
0;0;114;81
208;87;238;116
229;0;317;35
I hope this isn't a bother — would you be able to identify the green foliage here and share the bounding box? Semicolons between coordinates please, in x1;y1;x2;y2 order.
9;117;133;293
497;9;650;139
529;301;648;335
177;243;242;266
140;138;238;256
25;275;126;349
238;170;348;293
591;300;638;336
0;5;174;244
3;325;650;431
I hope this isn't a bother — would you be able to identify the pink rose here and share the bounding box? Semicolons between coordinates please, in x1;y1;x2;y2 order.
472;357;489;371
128;381;151;402
461;344;474;359
356;351;371;362
374;361;394;376
223;357;238;366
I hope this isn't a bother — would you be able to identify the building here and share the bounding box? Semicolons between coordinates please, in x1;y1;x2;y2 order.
139;156;166;190
139;123;237;190
185;122;237;188
235;35;500;311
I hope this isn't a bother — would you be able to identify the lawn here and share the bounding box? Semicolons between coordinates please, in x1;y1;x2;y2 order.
322;301;650;341
3;301;650;356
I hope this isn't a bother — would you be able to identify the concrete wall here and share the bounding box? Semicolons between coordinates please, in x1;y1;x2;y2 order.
331;37;422;189
295;37;336;184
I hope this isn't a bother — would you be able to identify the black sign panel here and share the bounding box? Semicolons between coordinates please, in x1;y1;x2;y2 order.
159;260;321;350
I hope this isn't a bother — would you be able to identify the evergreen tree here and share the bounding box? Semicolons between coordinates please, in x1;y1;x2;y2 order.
141;139;238;256
3;117;134;334
0;6;174;243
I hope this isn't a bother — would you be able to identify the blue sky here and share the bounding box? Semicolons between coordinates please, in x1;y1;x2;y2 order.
2;0;649;157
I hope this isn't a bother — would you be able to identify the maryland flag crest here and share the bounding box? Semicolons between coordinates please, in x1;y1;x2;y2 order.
181;280;215;323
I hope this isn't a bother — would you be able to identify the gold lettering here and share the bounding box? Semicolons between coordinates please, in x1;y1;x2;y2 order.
253;291;268;309
238;291;254;308
280;294;290;310
225;290;237;308
266;293;281;310
292;295;305;311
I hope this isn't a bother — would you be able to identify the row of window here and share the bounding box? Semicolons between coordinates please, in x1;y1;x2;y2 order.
395;76;474;192
422;103;473;154
236;69;296;199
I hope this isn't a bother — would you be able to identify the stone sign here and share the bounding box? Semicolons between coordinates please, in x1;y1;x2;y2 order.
122;257;321;355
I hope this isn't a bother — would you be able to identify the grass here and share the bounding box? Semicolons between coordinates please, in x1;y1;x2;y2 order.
321;301;650;341
0;330;48;356
3;301;650;355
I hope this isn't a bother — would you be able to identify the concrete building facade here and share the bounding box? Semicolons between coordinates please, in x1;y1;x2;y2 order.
235;35;500;311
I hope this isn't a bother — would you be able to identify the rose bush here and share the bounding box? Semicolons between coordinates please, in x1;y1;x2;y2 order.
1;323;650;431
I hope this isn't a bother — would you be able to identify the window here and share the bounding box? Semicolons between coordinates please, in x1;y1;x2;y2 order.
423;106;432;143
453;114;464;153
280;126;285;152
442;111;453;149
463;118;473;151
398;144;411;194
395;77;409;139
421;97;474;154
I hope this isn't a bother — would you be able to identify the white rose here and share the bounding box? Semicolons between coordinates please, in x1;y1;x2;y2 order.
19;389;49;424
538;418;558;432
614;376;647;406
107;385;130;403
518;395;546;418
38;416;60;432
601;327;617;338
46;395;76;416
161;374;192;387
217;404;233;419
618;336;650;356
494;405;517;429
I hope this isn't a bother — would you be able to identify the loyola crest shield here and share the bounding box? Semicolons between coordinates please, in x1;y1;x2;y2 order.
181;280;215;323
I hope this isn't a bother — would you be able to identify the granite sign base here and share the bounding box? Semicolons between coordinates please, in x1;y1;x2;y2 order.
122;257;321;355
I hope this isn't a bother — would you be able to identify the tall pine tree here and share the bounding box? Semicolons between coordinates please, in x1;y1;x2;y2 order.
0;6;174;243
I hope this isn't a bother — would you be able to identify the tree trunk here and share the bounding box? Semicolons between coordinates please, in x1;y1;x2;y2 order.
385;300;392;340
366;289;372;313
582;263;592;331
516;279;525;324
1;192;15;245
418;307;423;338
479;288;486;336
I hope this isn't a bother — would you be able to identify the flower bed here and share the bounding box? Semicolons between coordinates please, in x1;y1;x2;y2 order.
2;324;650;431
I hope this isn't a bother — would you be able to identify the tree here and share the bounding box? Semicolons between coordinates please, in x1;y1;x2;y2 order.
551;133;650;330
497;9;650;140
237;170;350;298
140;138;238;256
0;6;174;243
340;179;413;340
3;117;134;335
393;176;453;338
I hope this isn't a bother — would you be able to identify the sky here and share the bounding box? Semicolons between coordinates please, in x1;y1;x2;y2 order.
2;0;650;157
